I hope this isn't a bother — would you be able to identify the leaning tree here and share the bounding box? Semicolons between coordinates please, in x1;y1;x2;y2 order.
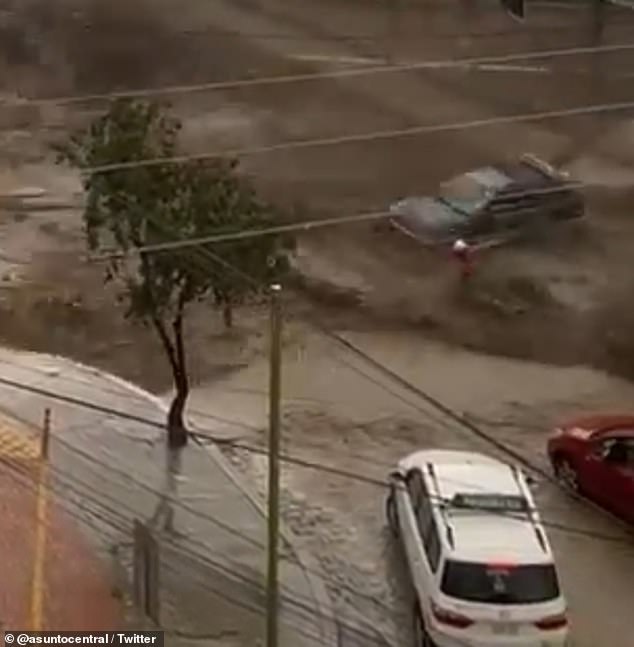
57;99;292;449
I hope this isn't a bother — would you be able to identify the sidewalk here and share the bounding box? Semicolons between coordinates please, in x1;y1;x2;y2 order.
0;347;336;646
0;411;121;630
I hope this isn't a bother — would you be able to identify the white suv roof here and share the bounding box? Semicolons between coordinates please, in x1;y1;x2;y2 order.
398;449;553;565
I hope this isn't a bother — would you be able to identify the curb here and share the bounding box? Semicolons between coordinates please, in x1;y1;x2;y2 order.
0;348;339;647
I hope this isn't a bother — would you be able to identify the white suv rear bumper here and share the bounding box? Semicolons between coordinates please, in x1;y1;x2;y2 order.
427;625;570;647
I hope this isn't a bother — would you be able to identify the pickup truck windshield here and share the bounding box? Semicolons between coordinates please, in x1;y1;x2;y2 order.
439;175;488;213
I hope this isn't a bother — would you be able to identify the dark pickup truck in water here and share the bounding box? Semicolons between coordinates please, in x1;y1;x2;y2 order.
388;154;584;245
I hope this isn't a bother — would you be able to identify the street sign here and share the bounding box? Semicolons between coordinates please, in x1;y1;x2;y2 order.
501;0;525;21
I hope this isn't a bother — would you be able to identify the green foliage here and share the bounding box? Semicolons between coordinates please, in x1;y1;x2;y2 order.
56;98;293;327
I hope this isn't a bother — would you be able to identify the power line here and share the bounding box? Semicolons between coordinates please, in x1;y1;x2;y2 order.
62;177;580;481
5;459;392;647
43;176;631;542
0;356;261;434
64;115;616;532
0;184;591;262
193;414;634;545
159;542;391;647
0;372;603;543
0;216;540;480
25;412;634;548
0;458;378;647
178;244;634;539
0;210;433;470
113;211;463;444
52;404;616;646
93;209;390;258
0;374;270;549
208;358;631;541
313;326;634;532
8;96;624;632
5;41;634;110
90;180;587;259
0;367;630;546
160;523;396;645
0;380;400;617
3;245;542;640
156;558;328;647
0;203;627;545
0;328;430;475
66;147;596;545
1;392;564;645
13;241;631;575
59;193;463;460
0;454;129;538
0;417;394;622
73;98;634;179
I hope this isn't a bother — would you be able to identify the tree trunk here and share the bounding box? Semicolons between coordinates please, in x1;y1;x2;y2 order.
148;302;188;531
167;304;189;449
167;376;188;449
223;301;233;329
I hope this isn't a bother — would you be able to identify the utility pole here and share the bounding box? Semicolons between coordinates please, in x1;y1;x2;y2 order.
266;284;282;647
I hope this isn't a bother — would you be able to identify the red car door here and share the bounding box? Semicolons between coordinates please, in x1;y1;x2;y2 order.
579;439;614;508
619;439;634;524
583;436;634;522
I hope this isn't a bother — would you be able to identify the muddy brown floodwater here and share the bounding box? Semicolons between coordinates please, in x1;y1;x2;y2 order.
185;326;634;647
1;1;634;644
4;0;634;382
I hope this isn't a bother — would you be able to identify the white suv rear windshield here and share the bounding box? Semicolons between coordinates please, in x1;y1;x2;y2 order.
441;561;560;604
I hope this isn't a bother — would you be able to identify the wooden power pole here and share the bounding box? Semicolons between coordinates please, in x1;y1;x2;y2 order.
266;284;283;647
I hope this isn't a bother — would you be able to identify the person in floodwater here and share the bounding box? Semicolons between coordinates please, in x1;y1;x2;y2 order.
452;239;475;281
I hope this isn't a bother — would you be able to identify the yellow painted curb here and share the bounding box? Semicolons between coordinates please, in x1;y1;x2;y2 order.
30;461;48;631
0;414;40;460
0;411;47;630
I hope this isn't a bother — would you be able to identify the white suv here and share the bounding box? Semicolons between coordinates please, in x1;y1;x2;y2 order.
386;449;569;647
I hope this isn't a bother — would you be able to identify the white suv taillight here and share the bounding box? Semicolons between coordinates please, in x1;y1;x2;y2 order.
535;613;568;630
431;601;474;629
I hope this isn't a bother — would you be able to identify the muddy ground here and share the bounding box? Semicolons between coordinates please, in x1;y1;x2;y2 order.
1;0;634;392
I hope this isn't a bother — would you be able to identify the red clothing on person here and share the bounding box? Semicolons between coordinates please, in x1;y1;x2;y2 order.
452;242;475;280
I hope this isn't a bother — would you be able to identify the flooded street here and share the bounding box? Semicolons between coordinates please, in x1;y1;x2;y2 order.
186;325;634;647
0;0;633;643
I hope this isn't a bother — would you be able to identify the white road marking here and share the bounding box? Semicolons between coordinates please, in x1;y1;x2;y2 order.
469;64;550;73
293;53;566;76
424;62;549;73
293;54;380;66
293;55;552;73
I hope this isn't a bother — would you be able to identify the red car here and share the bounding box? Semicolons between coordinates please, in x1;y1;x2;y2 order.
547;415;634;525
